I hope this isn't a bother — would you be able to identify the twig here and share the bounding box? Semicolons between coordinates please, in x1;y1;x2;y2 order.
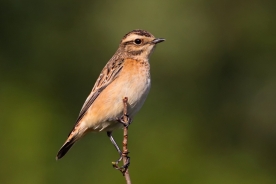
122;97;131;184
112;97;131;184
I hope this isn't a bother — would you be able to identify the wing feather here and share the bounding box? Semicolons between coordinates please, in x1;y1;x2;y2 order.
75;58;124;124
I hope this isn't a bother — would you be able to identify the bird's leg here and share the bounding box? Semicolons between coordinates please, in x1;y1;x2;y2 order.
110;97;131;174
107;131;124;166
107;131;121;154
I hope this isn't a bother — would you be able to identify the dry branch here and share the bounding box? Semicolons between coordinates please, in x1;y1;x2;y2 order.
112;97;131;184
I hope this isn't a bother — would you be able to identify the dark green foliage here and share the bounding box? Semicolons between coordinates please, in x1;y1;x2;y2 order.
1;0;276;183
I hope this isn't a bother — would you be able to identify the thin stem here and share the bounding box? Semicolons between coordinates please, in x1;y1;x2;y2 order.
111;97;131;183
122;97;131;184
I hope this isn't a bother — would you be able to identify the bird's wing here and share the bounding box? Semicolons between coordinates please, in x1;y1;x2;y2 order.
75;58;124;124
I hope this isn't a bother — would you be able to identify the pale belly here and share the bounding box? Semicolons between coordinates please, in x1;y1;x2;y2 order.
84;61;151;132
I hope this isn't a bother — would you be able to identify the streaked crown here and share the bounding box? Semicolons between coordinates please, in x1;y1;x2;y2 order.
119;29;165;59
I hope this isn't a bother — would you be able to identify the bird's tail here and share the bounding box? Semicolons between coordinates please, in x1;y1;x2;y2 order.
56;138;76;160
56;124;88;160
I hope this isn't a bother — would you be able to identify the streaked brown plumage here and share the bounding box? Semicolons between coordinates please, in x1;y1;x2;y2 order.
56;29;165;160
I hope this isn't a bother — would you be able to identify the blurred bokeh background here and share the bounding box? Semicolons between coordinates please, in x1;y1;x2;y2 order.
1;0;276;183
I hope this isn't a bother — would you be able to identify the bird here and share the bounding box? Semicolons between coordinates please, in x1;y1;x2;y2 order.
56;29;165;160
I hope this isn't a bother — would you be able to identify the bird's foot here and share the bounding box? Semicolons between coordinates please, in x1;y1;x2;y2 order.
112;152;130;174
117;114;132;127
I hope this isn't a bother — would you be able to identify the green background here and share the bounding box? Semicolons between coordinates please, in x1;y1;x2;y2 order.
1;0;276;183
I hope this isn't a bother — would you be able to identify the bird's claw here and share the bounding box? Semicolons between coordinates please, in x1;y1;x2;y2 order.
111;154;130;174
117;114;132;127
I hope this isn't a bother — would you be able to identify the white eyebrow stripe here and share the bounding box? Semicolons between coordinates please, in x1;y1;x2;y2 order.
122;34;145;43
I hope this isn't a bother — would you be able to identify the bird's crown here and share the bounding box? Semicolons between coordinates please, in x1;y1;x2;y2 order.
119;29;164;58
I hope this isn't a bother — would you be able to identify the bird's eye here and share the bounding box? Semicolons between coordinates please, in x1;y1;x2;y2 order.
134;39;142;45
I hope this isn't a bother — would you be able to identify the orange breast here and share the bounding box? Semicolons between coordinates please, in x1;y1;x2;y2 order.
85;58;151;130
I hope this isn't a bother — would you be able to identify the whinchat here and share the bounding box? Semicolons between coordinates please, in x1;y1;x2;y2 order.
56;29;165;160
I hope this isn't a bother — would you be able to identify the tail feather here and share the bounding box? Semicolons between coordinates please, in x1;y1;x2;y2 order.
56;124;88;160
56;140;76;160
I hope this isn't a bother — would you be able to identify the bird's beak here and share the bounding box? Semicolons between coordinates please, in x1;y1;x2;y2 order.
152;38;165;44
